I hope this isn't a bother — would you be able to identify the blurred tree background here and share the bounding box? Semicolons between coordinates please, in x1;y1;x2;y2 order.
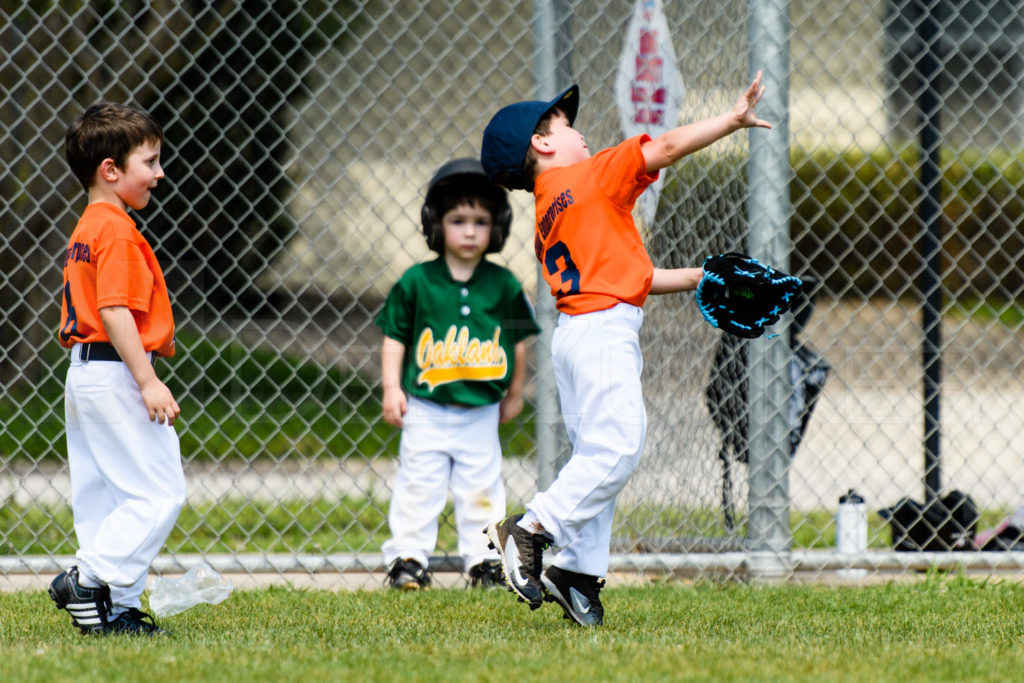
0;0;359;386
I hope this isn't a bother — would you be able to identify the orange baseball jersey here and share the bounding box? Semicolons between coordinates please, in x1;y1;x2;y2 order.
58;202;176;357
532;134;658;315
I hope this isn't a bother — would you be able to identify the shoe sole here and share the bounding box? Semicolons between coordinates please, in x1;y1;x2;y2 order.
485;522;543;610
395;582;423;592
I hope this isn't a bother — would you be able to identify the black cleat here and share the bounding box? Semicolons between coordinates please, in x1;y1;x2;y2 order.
107;607;168;636
49;566;113;635
467;559;504;589
385;558;431;591
485;514;550;609
541;566;605;627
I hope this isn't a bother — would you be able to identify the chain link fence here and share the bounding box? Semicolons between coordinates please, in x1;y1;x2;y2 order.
2;0;1024;586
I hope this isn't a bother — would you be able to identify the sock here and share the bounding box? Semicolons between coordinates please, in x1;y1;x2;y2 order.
76;571;102;588
517;512;547;536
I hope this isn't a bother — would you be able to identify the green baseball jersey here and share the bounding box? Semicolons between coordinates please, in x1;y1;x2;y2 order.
376;257;540;406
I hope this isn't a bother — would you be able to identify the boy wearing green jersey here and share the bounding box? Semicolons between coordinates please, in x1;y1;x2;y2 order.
376;159;540;590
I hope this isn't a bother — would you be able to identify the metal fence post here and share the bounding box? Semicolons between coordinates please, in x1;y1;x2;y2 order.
532;0;573;490
912;0;945;509
746;0;793;581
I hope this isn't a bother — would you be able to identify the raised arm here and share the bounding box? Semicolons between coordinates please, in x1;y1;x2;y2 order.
642;71;771;173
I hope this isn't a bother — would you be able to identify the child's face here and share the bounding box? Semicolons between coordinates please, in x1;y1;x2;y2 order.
114;139;164;210
442;200;492;265
541;111;589;163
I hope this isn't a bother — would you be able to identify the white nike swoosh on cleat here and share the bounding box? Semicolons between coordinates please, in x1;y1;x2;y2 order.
504;540;530;588
569;587;591;615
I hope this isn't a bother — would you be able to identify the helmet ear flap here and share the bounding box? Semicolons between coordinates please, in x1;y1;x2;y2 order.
486;193;512;254
420;201;443;252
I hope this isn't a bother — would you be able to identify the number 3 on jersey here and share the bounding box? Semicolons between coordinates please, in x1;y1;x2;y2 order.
544;241;580;296
60;281;78;343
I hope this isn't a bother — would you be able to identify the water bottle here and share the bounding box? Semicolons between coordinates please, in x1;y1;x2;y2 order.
149;562;233;617
836;489;867;579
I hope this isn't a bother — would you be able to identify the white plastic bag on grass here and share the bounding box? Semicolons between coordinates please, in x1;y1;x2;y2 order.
149;562;233;617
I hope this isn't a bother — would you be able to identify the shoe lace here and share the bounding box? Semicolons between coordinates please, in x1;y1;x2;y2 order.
114;608;159;633
127;608;156;625
518;530;550;578
69;568;113;628
577;576;606;613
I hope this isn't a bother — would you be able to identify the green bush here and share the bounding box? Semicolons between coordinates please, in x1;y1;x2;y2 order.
163;330;392;461
654;145;1024;301
0;326;535;462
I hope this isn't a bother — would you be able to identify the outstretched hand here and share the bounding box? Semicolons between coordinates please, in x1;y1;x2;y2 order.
733;70;772;130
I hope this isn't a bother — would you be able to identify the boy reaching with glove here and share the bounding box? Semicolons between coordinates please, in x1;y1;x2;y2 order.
480;72;770;626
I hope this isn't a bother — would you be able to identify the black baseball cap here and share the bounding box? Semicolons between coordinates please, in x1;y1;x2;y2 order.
481;85;580;190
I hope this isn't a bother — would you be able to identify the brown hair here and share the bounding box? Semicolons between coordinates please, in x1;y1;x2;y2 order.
64;103;163;192
520;108;563;192
432;185;503;224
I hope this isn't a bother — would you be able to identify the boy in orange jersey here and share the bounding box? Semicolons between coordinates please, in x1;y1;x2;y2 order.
49;103;185;636
481;73;770;626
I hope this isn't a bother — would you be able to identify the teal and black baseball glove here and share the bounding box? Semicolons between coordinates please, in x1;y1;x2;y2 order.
696;252;803;339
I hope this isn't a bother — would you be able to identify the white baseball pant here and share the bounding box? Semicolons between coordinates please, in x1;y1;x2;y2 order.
65;343;186;611
383;396;505;570
525;303;646;577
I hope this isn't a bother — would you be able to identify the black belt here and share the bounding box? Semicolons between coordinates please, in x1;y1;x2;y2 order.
79;342;156;364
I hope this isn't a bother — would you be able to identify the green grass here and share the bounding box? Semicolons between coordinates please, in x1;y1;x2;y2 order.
3;575;1024;681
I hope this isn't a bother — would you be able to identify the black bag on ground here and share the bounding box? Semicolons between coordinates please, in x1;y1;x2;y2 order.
979;525;1024;551
975;504;1024;551
880;490;979;551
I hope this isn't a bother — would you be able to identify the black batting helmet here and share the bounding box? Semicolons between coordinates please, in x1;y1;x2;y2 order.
420;158;512;254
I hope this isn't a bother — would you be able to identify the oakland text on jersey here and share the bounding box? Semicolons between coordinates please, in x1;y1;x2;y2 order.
415;325;508;391
64;241;92;267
